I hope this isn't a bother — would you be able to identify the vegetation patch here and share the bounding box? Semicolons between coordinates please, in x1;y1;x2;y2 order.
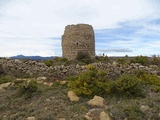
76;51;93;64
110;104;146;120
68;68;144;98
68;69;108;97
0;75;13;84
130;55;149;65
106;74;144;98
134;70;160;92
18;80;41;99
1;55;160;119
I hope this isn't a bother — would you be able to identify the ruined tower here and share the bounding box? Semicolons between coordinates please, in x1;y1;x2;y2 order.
62;24;95;60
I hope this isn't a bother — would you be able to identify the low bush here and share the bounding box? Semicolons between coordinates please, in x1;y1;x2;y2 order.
0;75;13;84
134;70;160;92
68;68;143;98
44;60;54;67
54;57;68;62
44;57;70;66
75;51;93;64
95;55;109;62
68;69;108;97
113;74;143;97
87;64;96;70
131;55;149;65
76;51;91;61
18;80;41;99
149;54;160;66
124;105;146;120
117;58;128;65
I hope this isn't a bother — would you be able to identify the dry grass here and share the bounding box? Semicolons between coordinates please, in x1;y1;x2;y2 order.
0;78;160;120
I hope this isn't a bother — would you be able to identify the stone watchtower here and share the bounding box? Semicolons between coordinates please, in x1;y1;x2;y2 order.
62;24;95;60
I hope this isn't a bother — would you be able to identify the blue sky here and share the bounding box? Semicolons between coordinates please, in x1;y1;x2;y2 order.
0;0;160;57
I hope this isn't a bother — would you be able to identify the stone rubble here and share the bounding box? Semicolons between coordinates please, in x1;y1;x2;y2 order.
0;59;53;79
0;58;160;80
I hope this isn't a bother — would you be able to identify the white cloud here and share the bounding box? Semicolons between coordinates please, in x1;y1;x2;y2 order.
0;0;160;56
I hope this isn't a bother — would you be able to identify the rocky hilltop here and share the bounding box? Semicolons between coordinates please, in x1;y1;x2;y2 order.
0;57;160;119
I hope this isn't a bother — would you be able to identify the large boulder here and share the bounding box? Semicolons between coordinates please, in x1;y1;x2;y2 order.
87;95;105;107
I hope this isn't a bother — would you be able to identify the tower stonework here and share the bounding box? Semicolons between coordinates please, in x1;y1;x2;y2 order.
62;24;95;60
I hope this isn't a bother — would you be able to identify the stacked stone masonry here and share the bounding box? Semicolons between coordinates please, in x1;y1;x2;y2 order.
0;59;54;79
0;59;159;80
62;24;95;60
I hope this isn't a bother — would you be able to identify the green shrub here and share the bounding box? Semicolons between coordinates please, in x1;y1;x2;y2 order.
150;54;160;66
0;75;13;84
114;74;143;97
117;58;128;65
76;51;92;64
124;105;146;120
134;70;160;92
95;55;109;62
68;68;143;98
87;64;96;70
68;69;108;97
76;51;90;60
43;57;70;67
44;60;54;67
131;55;149;65
18;80;40;99
54;57;68;62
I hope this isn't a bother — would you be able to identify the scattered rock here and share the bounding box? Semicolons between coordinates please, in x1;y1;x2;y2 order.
62;69;68;73
26;116;36;120
158;113;160;118
88;108;100;112
67;91;79;102
149;65;158;70
84;114;92;120
14;59;22;64
0;82;12;89
0;58;159;79
43;82;53;86
140;105;150;112
76;64;80;69
60;80;68;85
112;61;118;67
99;111;111;120
0;87;5;93
45;99;51;102
59;118;66;120
150;71;158;74
84;111;96;120
37;76;47;81
87;95;105;107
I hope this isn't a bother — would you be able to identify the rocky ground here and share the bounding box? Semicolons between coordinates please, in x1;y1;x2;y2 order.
1;57;160;120
0;76;160;120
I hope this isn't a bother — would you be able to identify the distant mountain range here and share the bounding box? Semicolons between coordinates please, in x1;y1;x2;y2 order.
10;55;55;60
